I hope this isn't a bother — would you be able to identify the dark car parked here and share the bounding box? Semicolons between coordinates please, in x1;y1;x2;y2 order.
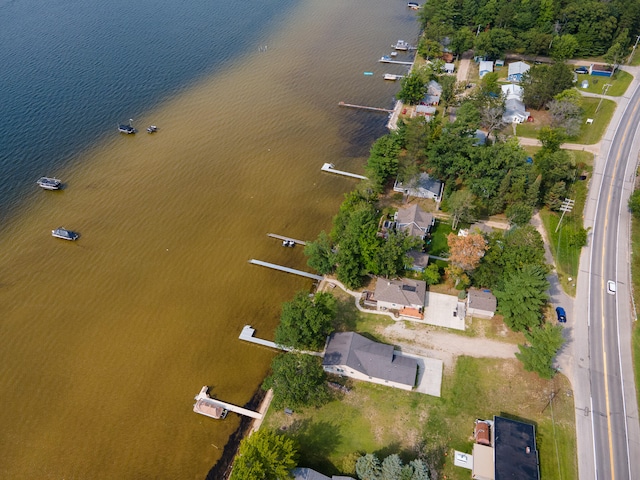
575;66;589;74
556;306;567;323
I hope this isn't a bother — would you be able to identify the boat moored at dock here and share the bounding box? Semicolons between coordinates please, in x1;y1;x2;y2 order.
118;119;136;134
37;177;62;190
193;387;228;420
393;40;411;51
51;227;79;241
383;73;403;81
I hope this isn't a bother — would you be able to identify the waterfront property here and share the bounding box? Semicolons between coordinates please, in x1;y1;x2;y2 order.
393;172;443;200
322;332;418;391
367;277;427;319
395;203;435;238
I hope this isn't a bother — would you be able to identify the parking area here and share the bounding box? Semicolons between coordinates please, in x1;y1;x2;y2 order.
423;292;466;330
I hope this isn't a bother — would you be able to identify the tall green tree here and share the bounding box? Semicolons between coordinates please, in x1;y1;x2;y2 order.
381;454;403;480
262;353;330;410
397;73;427;105
516;322;565;379
356;453;382;480
274;291;337;351
522;64;574;110
495;264;550;332
305;231;335;275
229;429;298;480
366;134;402;191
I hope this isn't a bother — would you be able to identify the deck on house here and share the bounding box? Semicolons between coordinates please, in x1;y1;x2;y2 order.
321;163;367;180
249;259;324;281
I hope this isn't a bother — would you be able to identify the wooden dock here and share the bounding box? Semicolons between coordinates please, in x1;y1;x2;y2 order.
267;233;307;246
338;101;394;113
193;386;263;420
321;163;367;180
249;259;324;281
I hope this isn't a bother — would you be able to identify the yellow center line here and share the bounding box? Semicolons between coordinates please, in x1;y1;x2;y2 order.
599;97;640;479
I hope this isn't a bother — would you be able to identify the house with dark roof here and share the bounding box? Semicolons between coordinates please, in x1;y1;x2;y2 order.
393;173;443;201
466;288;497;319
471;416;540;480
395;204;435;239
322;332;418;390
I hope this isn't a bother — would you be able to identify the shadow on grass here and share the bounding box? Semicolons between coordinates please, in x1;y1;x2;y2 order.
289;419;343;474
333;297;359;332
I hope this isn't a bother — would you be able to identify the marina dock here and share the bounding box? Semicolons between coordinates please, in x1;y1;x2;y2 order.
338;101;394;113
267;233;307;246
249;259;324;281
321;163;368;180
193;386;263;420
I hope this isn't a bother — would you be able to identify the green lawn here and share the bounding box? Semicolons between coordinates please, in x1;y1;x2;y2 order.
573;97;616;144
575;70;633;96
262;356;577;480
426;219;453;257
539;155;592;296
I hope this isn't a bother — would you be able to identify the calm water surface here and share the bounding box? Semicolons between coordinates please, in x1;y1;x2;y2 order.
0;0;419;477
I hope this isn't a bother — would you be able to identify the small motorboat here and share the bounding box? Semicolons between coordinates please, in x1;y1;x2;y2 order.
118;119;136;134
282;240;295;247
393;40;410;51
407;2;420;9
146;125;158;133
52;227;79;241
37;177;62;190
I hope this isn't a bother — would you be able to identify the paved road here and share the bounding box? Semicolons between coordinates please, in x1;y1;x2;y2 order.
574;69;640;480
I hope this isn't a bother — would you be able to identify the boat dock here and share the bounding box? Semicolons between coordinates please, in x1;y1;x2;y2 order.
193;386;263;420
249;259;324;281
267;233;307;246
239;325;291;351
379;57;413;65
321;163;368;180
338;101;394;113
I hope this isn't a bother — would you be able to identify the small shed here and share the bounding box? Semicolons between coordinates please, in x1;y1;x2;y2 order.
467;288;497;318
479;60;494;79
444;62;455;74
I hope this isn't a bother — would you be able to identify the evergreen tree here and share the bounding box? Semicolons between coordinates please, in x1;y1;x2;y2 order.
381;454;403;480
495;264;550;332
356;453;382;480
516;322;565;379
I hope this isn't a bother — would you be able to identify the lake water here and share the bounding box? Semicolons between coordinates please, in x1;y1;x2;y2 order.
0;0;419;477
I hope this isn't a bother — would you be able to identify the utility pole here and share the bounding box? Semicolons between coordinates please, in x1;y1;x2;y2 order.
629;34;640;65
556;198;575;233
595;84;612;113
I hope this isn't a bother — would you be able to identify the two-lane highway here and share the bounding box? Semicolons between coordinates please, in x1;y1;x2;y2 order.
587;79;640;480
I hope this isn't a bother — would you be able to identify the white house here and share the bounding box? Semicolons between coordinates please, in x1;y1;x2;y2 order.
444;62;455;74
501;83;524;101
322;332;418;391
502;98;530;123
479;60;494;78
507;61;530;82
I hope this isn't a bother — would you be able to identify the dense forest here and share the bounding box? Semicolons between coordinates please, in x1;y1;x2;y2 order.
418;0;640;59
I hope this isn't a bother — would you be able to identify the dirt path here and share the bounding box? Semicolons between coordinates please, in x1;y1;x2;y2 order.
377;321;519;371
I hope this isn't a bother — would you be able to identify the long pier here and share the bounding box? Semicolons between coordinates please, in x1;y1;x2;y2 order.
321;163;368;180
249;259;324;281
338;101;394;113
379;58;413;65
193;386;263;420
267;233;307;246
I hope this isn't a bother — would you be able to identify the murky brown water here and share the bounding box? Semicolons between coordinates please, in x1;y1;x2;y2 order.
0;0;419;478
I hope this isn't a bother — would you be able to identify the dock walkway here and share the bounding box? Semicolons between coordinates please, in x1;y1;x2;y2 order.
338;101;393;113
321;163;367;180
379;58;413;65
193;386;263;420
267;233;306;246
239;325;291;351
249;259;324;281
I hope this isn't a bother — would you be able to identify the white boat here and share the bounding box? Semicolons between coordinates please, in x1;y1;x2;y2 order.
52;227;79;241
118;119;136;134
282;240;295;247
37;177;62;190
393;40;410;51
146;125;158;133
384;74;403;81
407;2;420;9
390;51;398;57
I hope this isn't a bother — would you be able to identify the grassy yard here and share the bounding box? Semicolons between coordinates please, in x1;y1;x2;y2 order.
426;219;453;257
573;97;616;144
575;70;633;96
262;356;577;480
539;154;593;296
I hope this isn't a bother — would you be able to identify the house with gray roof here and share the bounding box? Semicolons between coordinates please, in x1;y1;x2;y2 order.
466;288;497;318
322;332;418;390
393;172;443;200
502;97;530;124
372;277;427;319
395;203;435;239
507;61;530;82
293;468;355;480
